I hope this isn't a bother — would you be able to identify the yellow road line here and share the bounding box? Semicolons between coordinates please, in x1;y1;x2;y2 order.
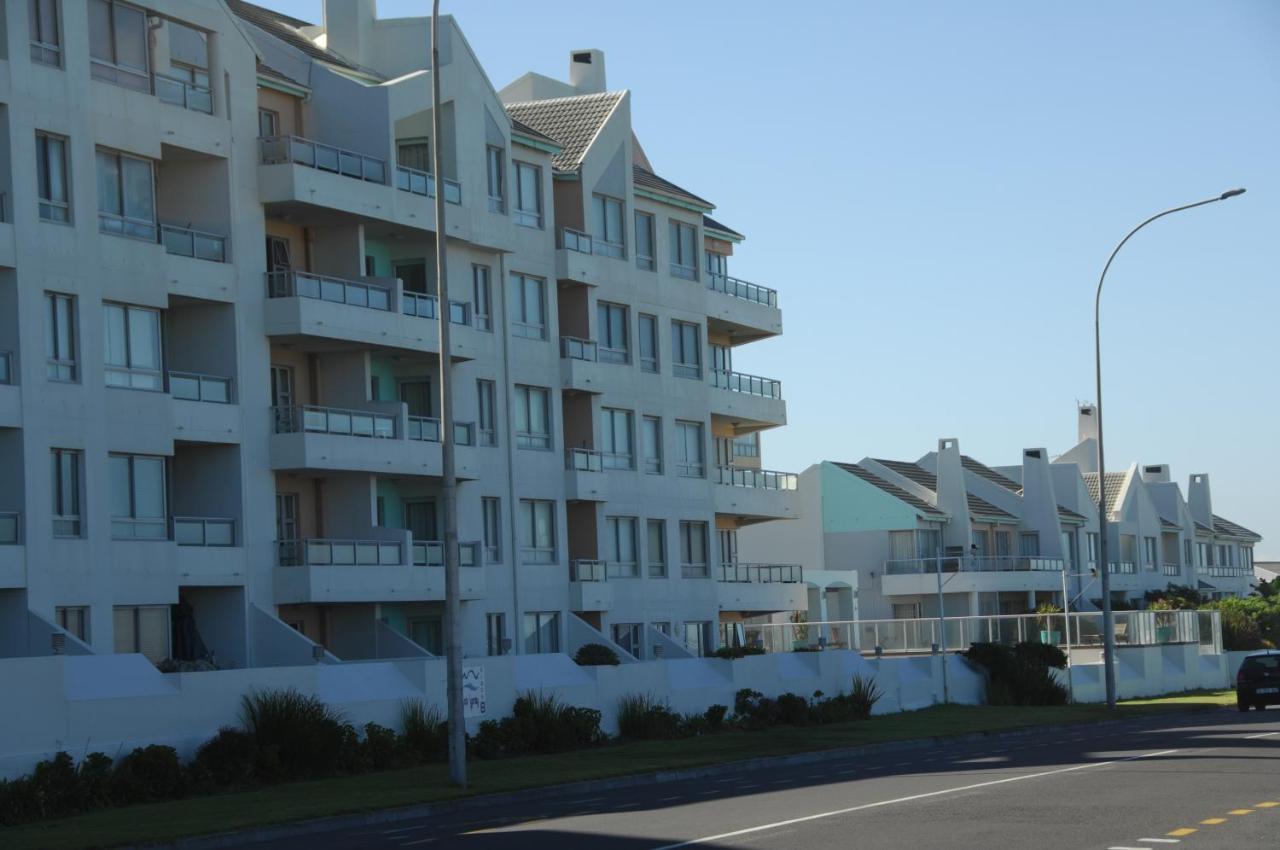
1167;828;1197;836
1256;801;1280;808
1228;809;1254;815
1200;818;1227;825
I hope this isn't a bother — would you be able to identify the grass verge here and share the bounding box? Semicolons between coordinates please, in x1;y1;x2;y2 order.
2;692;1232;850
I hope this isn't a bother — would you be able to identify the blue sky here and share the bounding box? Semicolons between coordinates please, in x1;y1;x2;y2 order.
260;1;1279;557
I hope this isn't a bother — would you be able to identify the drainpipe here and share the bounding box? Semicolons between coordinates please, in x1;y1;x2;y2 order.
497;251;521;654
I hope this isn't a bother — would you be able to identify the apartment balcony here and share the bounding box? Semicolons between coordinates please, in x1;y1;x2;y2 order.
264;271;483;360
568;559;613;612
172;516;245;586
259;135;392;219
0;512;24;588
713;466;799;522
274;533;484;604
394;165;462;205
554;228;630;288
1197;565;1253;579
559;337;610;393
170;371;240;443
563;449;618;502
162;224;235;303
705;273;782;343
709;369;786;429
881;555;1066;597
1161;562;1186;578
715;563;806;613
0;353;18;428
88;61;229;157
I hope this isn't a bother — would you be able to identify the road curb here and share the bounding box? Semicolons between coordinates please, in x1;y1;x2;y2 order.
144;707;1227;849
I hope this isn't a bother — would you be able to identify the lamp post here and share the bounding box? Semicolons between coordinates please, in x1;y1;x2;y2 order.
1093;188;1245;708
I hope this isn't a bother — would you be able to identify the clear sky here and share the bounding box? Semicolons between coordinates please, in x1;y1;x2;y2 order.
259;1;1279;557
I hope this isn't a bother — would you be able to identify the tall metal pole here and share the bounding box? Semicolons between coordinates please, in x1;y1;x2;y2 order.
1093;188;1244;709
431;0;466;786
935;546;949;704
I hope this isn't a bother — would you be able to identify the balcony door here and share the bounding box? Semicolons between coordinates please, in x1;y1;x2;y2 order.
710;343;731;373
394;259;433;296
404;500;438;542
408;616;443;655
399;378;434;418
397;140;430;172
271;365;295;431
714;436;733;467
266;235;291;273
718;529;738;568
276;493;300;564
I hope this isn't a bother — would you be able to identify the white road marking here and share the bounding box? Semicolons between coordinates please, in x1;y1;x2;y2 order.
835;768;859;775
649;749;1178;850
1138;840;1181;844
1245;731;1277;739
1109;846;1152;849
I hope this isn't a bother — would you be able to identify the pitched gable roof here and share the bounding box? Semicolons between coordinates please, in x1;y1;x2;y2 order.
872;459;1016;521
633;165;713;210
509;117;560;148
703;215;743;240
960;455;1021;492
227;0;377;77
833;463;947;519
1083;471;1126;515
1213;514;1262;541
504;91;624;172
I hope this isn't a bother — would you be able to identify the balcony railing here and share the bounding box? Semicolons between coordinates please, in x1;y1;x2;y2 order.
560;336;598;361
278;538;403;567
273;405;396;439
710;368;782;399
173;516;235;547
99;210;157;242
565;448;604;472
715;466;798;491
268;270;392;311
169;371;233;404
885;555;1066;575
1161;563;1183;576
570;559;607;582
411;540;481;567
0;351;11;385
559;227;593;254
154;73;214;114
406;417;476;445
260;135;387;184
401;291;472;325
161;224;227;263
395;165;462;204
1198;565;1252;578
707;273;778;308
0;512;18;545
1109;561;1137;575
717;563;803;583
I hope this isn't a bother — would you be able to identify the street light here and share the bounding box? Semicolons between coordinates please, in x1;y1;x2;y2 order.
1093;187;1245;708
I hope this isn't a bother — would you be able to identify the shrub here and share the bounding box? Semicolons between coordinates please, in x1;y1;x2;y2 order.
574;643;621;666
964;642;1067;706
616;693;681;740
776;692;811;726
112;745;186;805
1219;606;1265;650
359;723;405;771
704;704;729;730
733;688;781;730
193;727;258;788
471;692;604;758
240;688;349;779
1014;641;1068;670
847;674;884;719
400;699;447;764
712;645;766;659
78;752;115;809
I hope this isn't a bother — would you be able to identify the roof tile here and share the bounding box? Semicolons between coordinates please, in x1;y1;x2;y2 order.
504;92;624;172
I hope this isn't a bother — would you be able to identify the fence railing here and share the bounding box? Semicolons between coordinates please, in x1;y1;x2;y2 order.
278;538;403;567
1161;563;1183;576
571;559;607;582
0;351;11;385
411;540;481;567
565;448;604;472
161;224;227;262
710;368;783;399
173;516;235;547
268;270;392;311
706;272;778;307
717;563;803;583
1198;565;1252;578
401;291;472;325
884;555;1065;575
154;73;214;114
395;165;462;204
559;227;593;254
1108;561;1136;575
715;466;798;491
260;135;387;184
273;405;396;439
169;371;233;404
560;336;598;361
0;512;18;545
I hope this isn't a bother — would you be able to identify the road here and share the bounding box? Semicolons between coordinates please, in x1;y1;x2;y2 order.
237;709;1279;850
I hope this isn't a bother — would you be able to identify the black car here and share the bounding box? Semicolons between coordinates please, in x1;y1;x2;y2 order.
1236;650;1280;711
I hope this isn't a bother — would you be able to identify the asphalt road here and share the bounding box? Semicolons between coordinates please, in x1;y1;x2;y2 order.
236;708;1280;850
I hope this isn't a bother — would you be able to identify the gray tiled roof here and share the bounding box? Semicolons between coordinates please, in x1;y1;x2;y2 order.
703;215;742;239
1195;520;1213;534
1213;514;1262;541
833;463;947;519
509;117;559;148
633;165;713;208
960;455;1021;492
1160;517;1182;532
504;91;625;172
872;459;1015;520
228;0;376;77
1082;471;1126;515
1057;505;1087;522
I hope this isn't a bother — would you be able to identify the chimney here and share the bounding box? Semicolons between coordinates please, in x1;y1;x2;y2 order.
934;438;971;549
569;49;606;94
1021;448;1065;558
1077;403;1098;443
323;0;376;66
1187;474;1213;527
1140;464;1171;484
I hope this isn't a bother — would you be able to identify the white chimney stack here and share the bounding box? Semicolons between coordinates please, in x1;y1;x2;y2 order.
1077;403;1099;443
570;49;606;94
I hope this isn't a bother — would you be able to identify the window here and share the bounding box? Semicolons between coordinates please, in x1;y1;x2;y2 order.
514;161;542;227
612;623;642;659
601;408;634;470
36;132;71;223
486;146;505;213
89;0;149;92
647;519;667;577
1087;532;1100;563
51;449;81;537
508;273;547;339
1198;541;1211;567
1018;532;1040;557
56;606;88;642
486;612;507;655
592;194;625;257
638;314;659;373
732;433;760;458
680;520;709;577
671;320;701;378
408;617;443;655
1184;539;1193;568
514;385;551;450
258;108;279;138
161;22;211;112
706;251;727;277
397;140;430;172
1144;536;1158;569
669;220;698;279
113;605;170;662
641;416;663;474
104;302;162;390
96;148;155;240
605;516;638;578
395;259;432;295
675;420;705;478
523;611;559;653
30;0;63;65
635;212;655;271
44;293;77;381
519;499;555;564
597;302;629;363
473;265;493;331
109;453;167;539
477;379;497;446
683;621;712;656
482;497;501;562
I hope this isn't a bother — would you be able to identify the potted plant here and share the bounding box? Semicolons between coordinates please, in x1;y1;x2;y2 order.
1036;602;1064;645
1148;597;1176;642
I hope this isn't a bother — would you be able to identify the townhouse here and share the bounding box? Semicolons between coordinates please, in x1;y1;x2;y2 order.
0;1;800;667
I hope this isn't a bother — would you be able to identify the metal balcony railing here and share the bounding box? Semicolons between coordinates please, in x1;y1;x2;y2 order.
273;405;396;439
411;540;481;567
0;512;19;545
98;210;157;242
715;466;798;491
570;559;607;582
169;371;233;404
560;336;598;361
260;135;387;184
710;368;783;399
707;273;778;308
559;227;593;254
267;270;392;311
173;516;235;547
565;448;604;472
395;165;462;204
884;555;1065;575
161;224;227;262
278;538;403;567
401;291;472;325
406;417;476;445
717;563;803;583
154;73;214;114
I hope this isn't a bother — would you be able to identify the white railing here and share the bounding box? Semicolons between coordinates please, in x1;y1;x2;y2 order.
884;555;1065;575
571;559;607;582
717;563;803;583
394;165;462;204
0;512;18;545
169;371;232;404
560;336;598;361
1109;561;1137;575
411;540;481;566
1161;563;1183;576
710;368;782;399
267;270;392;311
173;516;235;547
153;73;213;114
273;405;396;439
1198;565;1252;578
278;538;403;567
260;135;387;184
707;272;778;307
715;466;798;490
161;224;227;262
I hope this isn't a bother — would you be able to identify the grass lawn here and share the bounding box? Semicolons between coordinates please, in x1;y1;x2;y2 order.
2;692;1233;850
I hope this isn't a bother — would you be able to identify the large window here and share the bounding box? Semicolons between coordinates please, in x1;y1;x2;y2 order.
1019;532;1040;557
109;453;167;539
482;497;502;562
45;292;77;381
36;132;71;223
96;148;155;240
104;302;162;390
486;146;505;213
477;379;497;446
1144;536;1159;570
56;606;88;642
601;408;634;470
508;273;547;339
473;265;493;331
514;385;551;450
486;612;507;655
513;161;542;227
592;194;625;257
51;449;81;537
680;521;709;578
684;621;713;656
597;302;629;363
638;314;659;373
641;416;663;474
669;220;698;280
671;320;701;379
606;516;638;578
30;0;63;66
89;0;150;92
1087;532;1100;563
675;420;705;478
635;212;655;271
523;611;559;653
519;500;556;564
114;605;170;662
612;623;642;659
647;519;667;577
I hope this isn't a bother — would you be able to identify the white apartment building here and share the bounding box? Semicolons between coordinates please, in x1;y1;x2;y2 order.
740;405;1261;625
0;0;802;668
